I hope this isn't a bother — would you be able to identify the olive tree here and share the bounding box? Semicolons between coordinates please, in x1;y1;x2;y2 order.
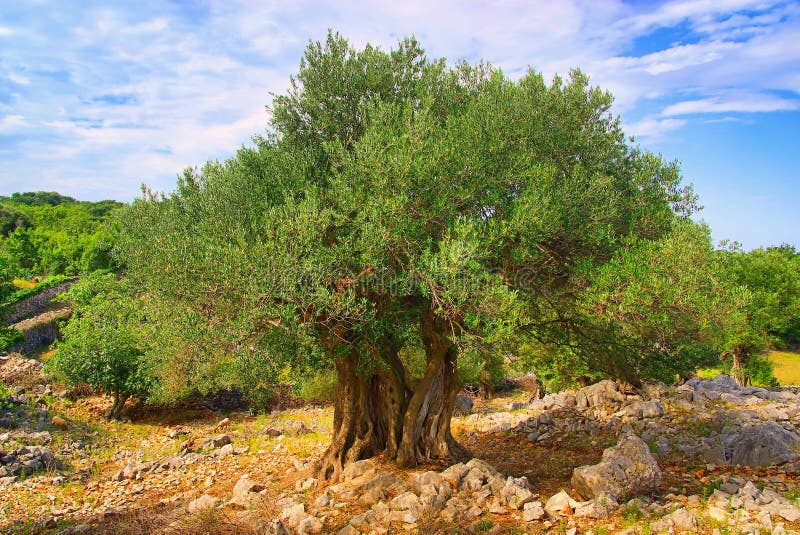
716;245;800;385
48;273;151;419
118;33;703;479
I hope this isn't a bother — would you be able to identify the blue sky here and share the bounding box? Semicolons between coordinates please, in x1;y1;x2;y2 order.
1;1;798;249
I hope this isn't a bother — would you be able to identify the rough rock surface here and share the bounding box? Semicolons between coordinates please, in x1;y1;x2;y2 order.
726;421;800;467
575;380;628;412
0;445;60;477
453;394;474;416
571;434;662;501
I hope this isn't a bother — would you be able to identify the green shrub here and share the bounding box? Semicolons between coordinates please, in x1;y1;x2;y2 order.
0;325;23;351
298;369;338;402
46;273;151;419
745;353;779;387
0;383;14;411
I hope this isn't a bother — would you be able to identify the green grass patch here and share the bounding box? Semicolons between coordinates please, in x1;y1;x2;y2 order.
697;367;724;380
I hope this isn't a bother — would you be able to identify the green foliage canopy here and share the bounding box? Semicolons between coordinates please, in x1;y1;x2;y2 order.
117;32;726;471
715;244;800;384
47;273;152;419
0;192;122;282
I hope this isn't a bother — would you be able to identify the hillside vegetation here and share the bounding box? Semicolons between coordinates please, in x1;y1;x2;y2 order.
0;191;122;305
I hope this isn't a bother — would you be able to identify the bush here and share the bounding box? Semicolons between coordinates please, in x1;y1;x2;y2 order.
298;369;338;402
0;325;23;351
0;383;13;411
744;353;779;387
46;273;151;419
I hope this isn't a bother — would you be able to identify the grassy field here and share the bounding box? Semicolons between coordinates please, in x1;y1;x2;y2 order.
768;350;800;385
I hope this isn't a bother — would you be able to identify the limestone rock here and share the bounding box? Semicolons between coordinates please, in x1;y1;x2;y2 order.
499;476;534;509
440;462;469;487
652;507;697;532
544;490;577;516
341;459;375;481
571;434;661;501
297;515;322;534
187;494;219;513
198;434;232;450
515;372;545;400
725;422;800;467
229;475;264;508
614;401;664;419
575;380;627;412
454;394;474;416
523;501;545;521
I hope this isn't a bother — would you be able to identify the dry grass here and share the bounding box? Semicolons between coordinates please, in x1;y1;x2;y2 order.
12;278;37;289
768;350;800;385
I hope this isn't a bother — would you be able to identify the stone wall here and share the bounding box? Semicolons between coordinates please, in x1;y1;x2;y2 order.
10;308;72;355
4;280;75;325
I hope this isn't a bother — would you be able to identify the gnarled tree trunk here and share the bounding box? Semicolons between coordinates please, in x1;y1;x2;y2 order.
315;310;469;481
107;391;128;420
729;347;750;387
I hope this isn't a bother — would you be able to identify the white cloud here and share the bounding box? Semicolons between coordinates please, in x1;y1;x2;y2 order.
0;0;798;202
626;116;688;140
0;114;27;132
663;95;800;115
8;73;30;85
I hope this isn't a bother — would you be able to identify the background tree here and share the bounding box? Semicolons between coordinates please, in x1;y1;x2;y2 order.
0;192;122;279
716;244;800;385
47;273;152;419
118;33;713;480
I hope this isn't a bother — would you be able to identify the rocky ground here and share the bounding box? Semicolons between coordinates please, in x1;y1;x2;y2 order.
1;353;800;534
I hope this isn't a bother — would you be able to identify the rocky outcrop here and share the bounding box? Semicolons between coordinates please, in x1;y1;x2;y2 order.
575;380;628;412
725;421;799;467
0;445;60;477
515;373;545;401
571;434;661;501
614;400;664;419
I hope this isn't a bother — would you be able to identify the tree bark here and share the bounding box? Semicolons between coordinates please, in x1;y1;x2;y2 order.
315;348;410;481
315;311;469;481
107;391;128;420
730;347;750;387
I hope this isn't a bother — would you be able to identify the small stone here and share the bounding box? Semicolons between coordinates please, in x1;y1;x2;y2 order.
523;501;545;521
296;515;322;534
778;503;800;522
216;443;234;457
545;490;575;516
187;494;219;513
51;416;67;428
314;492;330;508
296;477;318;491
668;507;697;531
215;417;231;429
706;505;727;523
280;503;306;528
341;459;376;481
464;505;483;520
